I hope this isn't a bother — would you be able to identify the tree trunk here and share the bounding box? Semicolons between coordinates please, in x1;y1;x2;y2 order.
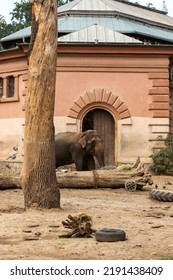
20;0;60;208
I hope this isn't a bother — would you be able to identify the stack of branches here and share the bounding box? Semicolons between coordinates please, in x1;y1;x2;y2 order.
59;213;95;238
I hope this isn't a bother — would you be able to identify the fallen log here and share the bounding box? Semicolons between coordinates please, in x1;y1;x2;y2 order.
56;169;153;189
0;168;153;190
0;176;21;189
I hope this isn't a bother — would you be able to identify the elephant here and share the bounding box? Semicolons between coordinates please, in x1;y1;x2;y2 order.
55;130;105;171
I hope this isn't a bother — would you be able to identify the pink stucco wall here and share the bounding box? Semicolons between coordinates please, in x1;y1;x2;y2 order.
0;44;172;163
0;45;171;120
55;45;170;121
0;49;28;119
55;71;150;117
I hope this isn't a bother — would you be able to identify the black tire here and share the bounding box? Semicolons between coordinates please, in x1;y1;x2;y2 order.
125;180;136;191
149;189;173;202
95;228;126;242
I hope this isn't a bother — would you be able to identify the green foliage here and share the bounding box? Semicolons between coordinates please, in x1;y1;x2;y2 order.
164;134;173;147
0;0;31;39
150;134;173;175
0;15;8;38
10;0;31;29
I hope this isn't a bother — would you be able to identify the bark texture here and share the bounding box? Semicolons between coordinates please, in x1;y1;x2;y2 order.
20;0;60;208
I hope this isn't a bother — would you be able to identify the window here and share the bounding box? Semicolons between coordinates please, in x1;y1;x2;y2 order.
7;76;14;97
0;75;18;102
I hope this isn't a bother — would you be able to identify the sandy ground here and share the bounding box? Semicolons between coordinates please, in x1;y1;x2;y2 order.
0;175;173;260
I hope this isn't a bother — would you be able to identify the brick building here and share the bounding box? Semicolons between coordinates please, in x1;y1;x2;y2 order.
0;0;173;166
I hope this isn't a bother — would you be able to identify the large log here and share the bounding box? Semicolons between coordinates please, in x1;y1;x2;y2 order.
56;169;153;189
0;176;21;189
0;169;153;190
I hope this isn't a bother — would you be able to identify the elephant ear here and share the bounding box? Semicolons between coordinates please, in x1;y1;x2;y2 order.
79;138;87;148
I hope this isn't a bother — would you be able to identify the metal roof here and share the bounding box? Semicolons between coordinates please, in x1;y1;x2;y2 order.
2;15;173;44
0;26;31;42
58;16;173;43
58;23;142;43
59;0;113;12
59;0;173;28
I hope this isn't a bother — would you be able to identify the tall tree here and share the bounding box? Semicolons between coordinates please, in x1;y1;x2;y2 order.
10;0;31;29
0;15;8;39
0;0;31;39
0;16;16;39
20;0;60;209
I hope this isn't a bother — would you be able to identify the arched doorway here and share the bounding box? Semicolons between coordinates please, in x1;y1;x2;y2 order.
82;109;115;166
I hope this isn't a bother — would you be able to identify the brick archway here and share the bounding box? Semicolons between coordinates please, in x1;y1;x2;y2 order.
68;88;131;120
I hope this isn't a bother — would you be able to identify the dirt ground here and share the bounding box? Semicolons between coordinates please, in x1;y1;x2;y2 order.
0;175;173;260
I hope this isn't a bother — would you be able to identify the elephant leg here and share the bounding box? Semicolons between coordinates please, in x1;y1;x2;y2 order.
71;148;84;171
75;160;84;171
86;155;95;170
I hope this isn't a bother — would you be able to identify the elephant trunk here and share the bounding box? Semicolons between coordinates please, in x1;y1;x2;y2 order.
95;142;105;168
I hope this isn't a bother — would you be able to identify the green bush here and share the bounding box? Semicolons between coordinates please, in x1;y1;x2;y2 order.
150;134;173;175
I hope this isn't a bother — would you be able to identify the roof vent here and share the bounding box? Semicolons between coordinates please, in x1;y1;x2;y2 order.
162;0;168;14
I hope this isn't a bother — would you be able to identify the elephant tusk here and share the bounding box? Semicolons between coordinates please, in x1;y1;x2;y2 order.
93;155;100;169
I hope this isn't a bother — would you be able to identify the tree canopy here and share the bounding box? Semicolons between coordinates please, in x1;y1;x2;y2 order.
0;0;31;38
0;15;8;39
10;0;31;30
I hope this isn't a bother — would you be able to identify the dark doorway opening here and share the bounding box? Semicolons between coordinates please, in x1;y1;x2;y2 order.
82;109;115;165
82;110;94;131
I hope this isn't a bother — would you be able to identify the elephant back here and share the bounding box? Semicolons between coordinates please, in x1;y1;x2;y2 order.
55;131;81;144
